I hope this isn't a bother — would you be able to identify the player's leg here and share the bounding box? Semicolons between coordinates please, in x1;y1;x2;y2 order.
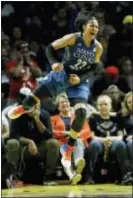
8;71;70;119
73;139;85;175
65;139;85;185
60;104;87;165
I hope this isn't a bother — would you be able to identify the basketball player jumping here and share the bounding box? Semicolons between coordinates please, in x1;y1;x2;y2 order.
8;11;103;182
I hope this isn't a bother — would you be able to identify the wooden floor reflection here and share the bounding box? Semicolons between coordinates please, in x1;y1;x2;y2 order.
2;184;132;197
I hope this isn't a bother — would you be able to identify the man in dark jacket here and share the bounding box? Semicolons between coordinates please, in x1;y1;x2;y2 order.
9;100;59;184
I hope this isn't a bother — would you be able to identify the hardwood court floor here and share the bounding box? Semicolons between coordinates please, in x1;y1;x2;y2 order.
2;184;132;197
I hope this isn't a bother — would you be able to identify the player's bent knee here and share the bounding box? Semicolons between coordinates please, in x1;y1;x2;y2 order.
74;103;86;111
75;107;87;119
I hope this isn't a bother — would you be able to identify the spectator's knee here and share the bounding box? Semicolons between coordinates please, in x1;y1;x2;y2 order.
113;140;126;150
127;139;132;147
46;138;59;149
6;139;20;150
89;139;103;152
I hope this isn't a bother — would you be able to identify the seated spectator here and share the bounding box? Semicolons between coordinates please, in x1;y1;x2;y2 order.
2;115;10;156
9;93;59;185
1;34;11;52
105;85;125;112
118;92;133;168
2;115;20;188
1;46;10;71
86;95;128;184
6;41;42;105
92;66;131;100
107;15;132;65
118;56;132;90
11;26;23;47
2;115;9;141
99;24;116;64
2;88;36;188
51;93;92;184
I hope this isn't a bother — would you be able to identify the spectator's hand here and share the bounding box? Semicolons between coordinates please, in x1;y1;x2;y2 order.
28;141;38;155
23;54;32;66
103;139;112;146
69;74;80;85
52;63;63;72
28;103;40;120
13;62;24;77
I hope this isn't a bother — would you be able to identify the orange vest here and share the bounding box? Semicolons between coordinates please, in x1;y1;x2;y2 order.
51;114;92;147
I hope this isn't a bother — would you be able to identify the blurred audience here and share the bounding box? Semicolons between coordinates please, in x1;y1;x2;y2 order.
118;92;133;163
6;41;42;105
118;57;133;90
105;85;125;112
92;66;131;100
107;15;132;65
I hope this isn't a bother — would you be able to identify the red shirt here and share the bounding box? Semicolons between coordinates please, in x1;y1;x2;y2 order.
6;60;39;99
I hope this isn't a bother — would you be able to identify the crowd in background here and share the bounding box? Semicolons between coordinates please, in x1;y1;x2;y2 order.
1;2;133;188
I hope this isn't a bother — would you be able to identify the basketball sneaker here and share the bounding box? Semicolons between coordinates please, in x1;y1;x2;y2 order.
75;158;86;174
8;105;34;119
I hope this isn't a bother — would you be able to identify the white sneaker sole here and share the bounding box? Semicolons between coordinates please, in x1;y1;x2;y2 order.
76;158;85;174
71;174;82;185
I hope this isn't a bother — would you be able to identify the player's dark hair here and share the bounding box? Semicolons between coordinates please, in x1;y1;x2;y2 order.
75;11;97;32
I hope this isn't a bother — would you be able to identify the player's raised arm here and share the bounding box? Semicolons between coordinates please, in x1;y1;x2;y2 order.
46;34;76;71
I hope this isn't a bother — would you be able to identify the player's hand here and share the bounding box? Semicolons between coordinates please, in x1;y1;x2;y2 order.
52;63;63;72
28;140;38;155
69;74;80;85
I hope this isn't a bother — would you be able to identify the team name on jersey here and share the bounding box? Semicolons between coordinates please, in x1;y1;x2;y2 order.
73;47;96;63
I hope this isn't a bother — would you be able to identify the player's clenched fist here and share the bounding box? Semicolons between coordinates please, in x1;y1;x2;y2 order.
52;63;63;72
69;74;80;85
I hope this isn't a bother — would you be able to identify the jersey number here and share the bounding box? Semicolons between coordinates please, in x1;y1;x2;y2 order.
70;59;90;71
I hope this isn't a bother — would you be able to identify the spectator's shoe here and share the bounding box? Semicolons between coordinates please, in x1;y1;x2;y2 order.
8;105;34;119
6;175;23;189
43;181;57;186
85;176;95;184
43;174;57;186
60;144;74;168
71;174;82;185
121;172;133;185
76;158;86;174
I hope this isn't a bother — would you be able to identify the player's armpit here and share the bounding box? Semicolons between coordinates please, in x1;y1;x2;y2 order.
94;43;103;63
52;33;76;50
